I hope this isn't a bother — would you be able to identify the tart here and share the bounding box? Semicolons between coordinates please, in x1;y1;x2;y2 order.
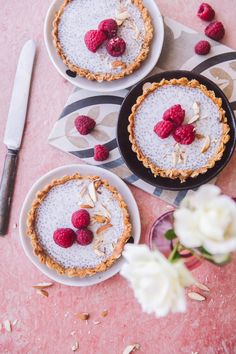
128;78;230;182
27;173;132;277
52;0;153;81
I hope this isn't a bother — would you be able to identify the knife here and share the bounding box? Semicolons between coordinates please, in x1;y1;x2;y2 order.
0;40;36;236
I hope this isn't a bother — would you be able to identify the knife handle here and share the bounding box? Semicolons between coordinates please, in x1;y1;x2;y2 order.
0;150;18;236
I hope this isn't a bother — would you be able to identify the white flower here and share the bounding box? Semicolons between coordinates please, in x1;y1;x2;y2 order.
174;185;236;255
120;244;194;318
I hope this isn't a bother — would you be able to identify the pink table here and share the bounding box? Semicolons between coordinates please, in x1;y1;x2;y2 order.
0;1;236;353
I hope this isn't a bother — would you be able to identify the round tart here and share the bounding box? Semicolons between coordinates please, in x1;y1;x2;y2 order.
128;78;230;182
27;173;132;277
52;0;153;81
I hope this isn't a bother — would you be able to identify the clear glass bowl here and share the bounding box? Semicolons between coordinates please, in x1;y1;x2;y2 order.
148;211;201;270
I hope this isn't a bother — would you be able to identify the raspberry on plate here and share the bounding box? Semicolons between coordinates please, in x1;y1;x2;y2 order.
154;120;174;139
72;209;90;229
195;40;211;55
163;104;185;126
53;228;76;248
98;18;118;38
197;3;215;21
173;124;196;145
106;37;126;57
76;229;94;246
84;29;107;53
75;115;96;135
94;145;109;161
205;21;225;41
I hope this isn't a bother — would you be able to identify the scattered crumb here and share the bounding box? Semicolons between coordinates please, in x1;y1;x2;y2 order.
71;341;79;352
100;310;108;317
93;320;101;325
70;331;76;336
123;343;141;354
76;312;90;321
3;320;11;332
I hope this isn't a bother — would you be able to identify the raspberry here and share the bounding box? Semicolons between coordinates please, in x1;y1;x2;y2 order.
84;30;107;52
195;40;211;55
197;3;215;21
75;115;96;135
53;228;76;248
154;120;174;139
72;210;90;229
98;18;118;38
205;21;225;41
94;145;109;161
106;37;126;57
76;229;94;246
163;104;185;126
173;124;196;145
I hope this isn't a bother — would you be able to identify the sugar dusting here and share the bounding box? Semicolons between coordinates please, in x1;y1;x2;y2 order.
58;0;146;74
134;85;224;170
35;179;125;269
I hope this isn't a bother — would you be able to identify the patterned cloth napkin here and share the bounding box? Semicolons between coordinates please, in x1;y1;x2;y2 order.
48;17;236;205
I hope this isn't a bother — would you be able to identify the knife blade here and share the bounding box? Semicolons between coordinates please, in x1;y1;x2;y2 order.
0;40;36;236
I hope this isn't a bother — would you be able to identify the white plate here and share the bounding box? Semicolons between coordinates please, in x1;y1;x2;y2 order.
44;0;164;92
19;164;141;287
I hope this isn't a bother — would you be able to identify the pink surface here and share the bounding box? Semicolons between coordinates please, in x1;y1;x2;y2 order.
0;1;236;353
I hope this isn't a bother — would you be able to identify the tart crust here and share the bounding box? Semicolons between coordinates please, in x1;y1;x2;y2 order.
27;173;132;277
52;0;153;81
128;77;230;182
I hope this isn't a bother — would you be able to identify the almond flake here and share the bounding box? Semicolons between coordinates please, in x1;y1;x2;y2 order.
102;204;111;218
195;282;210;292
93;215;109;224
88;182;97;203
76;312;90;321
193;101;200;115
80;204;93;209
93;320;101;325
115;9;130;21
95;180;102;190
79;186;87;197
123;344;141;354
3;320;11;332
37;289;49;297
12;320;18;326
94;249;105;257
188;292;206;301
71;342;79;352
188;114;200;124
111;60;126;69
201;136;211;153
100;310;108;317
96;223;112;235
195;133;205;140
32;282;53;289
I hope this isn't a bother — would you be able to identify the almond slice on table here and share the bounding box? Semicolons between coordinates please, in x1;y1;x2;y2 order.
76;312;90;321
123;344;141;354
195;282;210;292
188;292;206;301
32;282;53;289
3;320;11;332
96;223;112;235
37;289;49;298
100;310;108;317
201;136;211;153
71;342;79;352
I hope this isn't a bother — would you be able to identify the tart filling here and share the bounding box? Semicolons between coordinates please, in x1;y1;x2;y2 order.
128;78;230;182
27;174;132;277
52;0;153;81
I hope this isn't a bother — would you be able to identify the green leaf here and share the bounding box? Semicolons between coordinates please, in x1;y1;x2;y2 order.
165;229;177;240
171;251;181;262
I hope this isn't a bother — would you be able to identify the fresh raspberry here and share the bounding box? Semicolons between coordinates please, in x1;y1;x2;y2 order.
205;21;225;41
163;104;185;126
154;120;174;139
76;229;94;246
98;18;118;38
84;30;107;52
53;228;76;248
194;40;211;55
94;145;109;161
106;37;126;57
173;124;196;145
197;3;215;21
75;115;96;135
72;210;90;229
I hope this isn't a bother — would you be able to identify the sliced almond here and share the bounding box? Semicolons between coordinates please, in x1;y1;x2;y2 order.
37;289;49;298
32;282;53;289
123;344;141;354
96;223;112;235
80;204;93;209
93;215;109;224
71;342;79;352
88;182;97;203
79;186;87;197
195;282;210;292
195;133;205;140
201;136;211;153
101;310;108;317
115;9;130;21
3;320;11;332
111;60;126;69
94;180;102;190
188;114;200;124
193;101;200;115
93;320;101;325
188;292;206;301
76;312;90;321
12;319;18;326
94;249;105;257
83;194;95;208
102;204;111;218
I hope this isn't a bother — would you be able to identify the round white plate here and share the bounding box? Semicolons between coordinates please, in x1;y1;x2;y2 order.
19;164;141;287
44;0;164;92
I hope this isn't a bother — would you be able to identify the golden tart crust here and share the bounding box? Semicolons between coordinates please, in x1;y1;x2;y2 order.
27;173;132;277
128;78;230;182
52;0;153;81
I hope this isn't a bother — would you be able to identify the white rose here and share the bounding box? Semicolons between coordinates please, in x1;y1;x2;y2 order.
174;185;236;255
120;244;194;318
